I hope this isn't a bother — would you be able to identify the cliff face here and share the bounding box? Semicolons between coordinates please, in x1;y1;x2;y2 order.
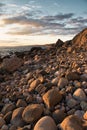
72;28;87;46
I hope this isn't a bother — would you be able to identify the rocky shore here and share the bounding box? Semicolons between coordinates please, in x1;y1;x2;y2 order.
0;28;87;130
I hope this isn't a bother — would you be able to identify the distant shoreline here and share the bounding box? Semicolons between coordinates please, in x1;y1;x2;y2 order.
0;44;49;58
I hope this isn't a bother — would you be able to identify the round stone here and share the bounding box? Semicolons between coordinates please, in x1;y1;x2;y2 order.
11;107;25;127
60;115;83;130
43;89;62;109
73;88;86;101
34;116;57;130
22;104;43;123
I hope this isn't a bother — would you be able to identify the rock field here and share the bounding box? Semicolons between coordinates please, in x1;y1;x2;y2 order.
0;28;87;130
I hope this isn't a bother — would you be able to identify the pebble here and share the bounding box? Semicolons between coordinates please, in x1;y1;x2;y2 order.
16;99;27;107
80;101;87;111
51;77;58;85
73;80;81;88
74;110;84;119
67;98;78;108
58;77;68;88
29;79;41;92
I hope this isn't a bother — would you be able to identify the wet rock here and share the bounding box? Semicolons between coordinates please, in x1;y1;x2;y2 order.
60;115;83;130
43;89;62;109
34;116;57;130
73;88;86;101
52;109;66;124
22;104;43;123
1;56;23;72
11;107;25;127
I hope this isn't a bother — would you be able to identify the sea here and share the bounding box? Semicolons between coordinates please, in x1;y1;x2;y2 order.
0;45;47;58
0;46;32;57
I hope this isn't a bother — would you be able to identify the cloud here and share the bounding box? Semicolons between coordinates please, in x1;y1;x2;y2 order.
3;15;65;28
1;9;87;37
0;3;6;14
68;17;87;28
41;13;74;21
0;3;5;7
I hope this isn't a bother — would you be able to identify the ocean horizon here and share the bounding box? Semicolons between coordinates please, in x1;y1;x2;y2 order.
0;45;47;57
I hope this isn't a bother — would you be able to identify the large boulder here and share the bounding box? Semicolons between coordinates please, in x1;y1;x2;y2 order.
34;116;57;130
22;104;43;123
60;115;83;130
1;56;23;72
43;89;62;109
11;107;25;127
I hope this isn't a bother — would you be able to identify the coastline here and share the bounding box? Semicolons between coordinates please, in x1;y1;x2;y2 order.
0;44;48;58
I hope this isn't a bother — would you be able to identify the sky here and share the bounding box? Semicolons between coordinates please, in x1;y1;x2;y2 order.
0;0;87;46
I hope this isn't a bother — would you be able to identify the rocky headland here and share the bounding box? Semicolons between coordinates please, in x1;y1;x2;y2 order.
0;28;87;130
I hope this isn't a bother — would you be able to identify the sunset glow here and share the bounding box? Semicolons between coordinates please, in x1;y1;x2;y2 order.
0;0;87;46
